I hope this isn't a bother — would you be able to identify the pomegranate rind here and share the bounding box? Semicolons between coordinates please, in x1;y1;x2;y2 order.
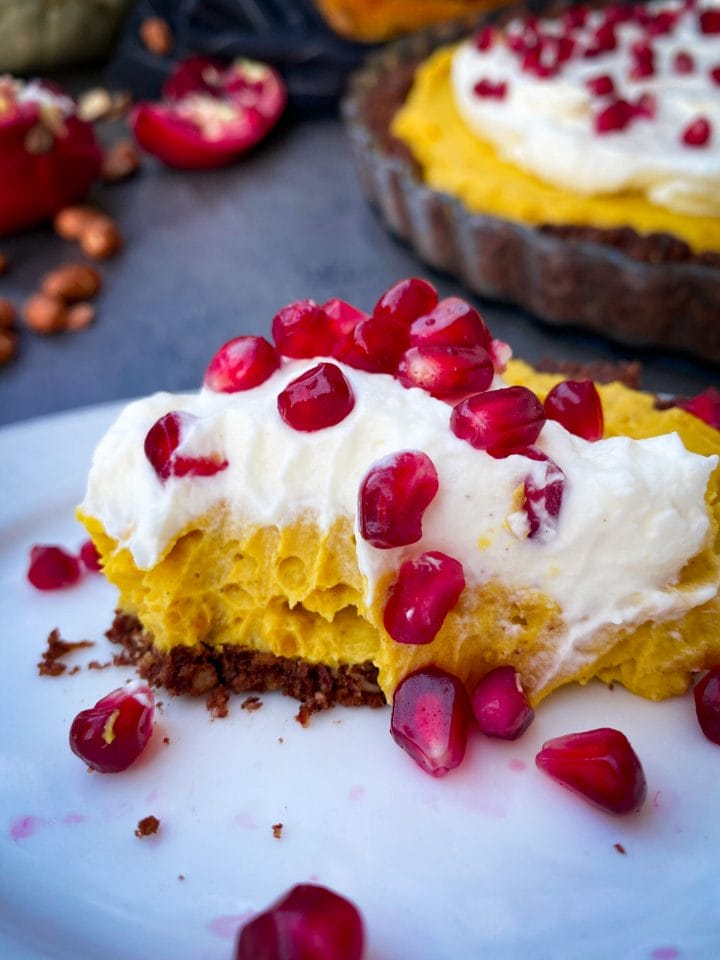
69;681;155;773
694;668;720;745
390;666;472;777
235;883;365;960
535;727;647;815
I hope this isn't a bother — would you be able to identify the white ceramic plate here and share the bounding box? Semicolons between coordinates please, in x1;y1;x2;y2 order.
1;404;718;960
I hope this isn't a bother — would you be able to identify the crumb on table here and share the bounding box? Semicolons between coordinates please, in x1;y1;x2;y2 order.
135;815;160;838
272;822;283;839
38;628;94;676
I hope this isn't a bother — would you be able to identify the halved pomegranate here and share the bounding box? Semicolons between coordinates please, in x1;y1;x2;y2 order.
144;411;228;481
271;299;335;359
373;277;438;326
235;883;364;960
27;545;82;590
409;297;492;351
383;551;465;645
358;450;438;548
535;727;647;815
390;666;472;777
543;379;604;441
204;335;279;392
131;57;286;169
277;362;354;432
69;681;155;773
472;666;534;740
450;386;546;456
694;668;720;744
397;343;494;399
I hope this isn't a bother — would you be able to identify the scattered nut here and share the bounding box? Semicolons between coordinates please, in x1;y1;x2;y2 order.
134;815;160;838
66;302;96;331
77;87;113;123
23;293;68;335
101;140;141;184
80;219;123;260
0;298;17;329
0;329;17;365
140;17;174;56
0;252;9;274
54;206;101;241
41;264;102;302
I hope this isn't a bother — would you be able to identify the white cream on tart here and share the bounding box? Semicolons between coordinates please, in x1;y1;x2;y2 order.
80;356;718;688
451;0;720;216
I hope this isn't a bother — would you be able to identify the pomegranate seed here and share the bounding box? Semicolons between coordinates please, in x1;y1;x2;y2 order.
673;50;695;73
643;10;676;34
711;65;720;86
384;551;465;645
409;297;492;350
584;23;617;57
373;277;438;326
603;4;635;25
473;78;508;99
144;411;228;481
69;681;155;773
555;36;576;63
235;883;364;960
682;116;712;147
271;299;335;359
390;666;472;777
204;335;280;392
450;385;546;456
699;9;720;33
535;728;647;815
521;447;566;540
677;387;720;429
79;539;102;572
594;97;634;133
471;666;534;740
277;362;354;432
322;297;368;354
634;93;657;119
27;545;82;590
489;337;512;373
358;450;438;549
694;668;720;745
474;26;496;51
563;5;588;29
397;343;494;399
628;42;655;80
586;74;615;96
543;379;604;441
337;316;408;374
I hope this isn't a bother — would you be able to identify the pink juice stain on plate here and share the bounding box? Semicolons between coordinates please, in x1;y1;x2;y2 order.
207;913;254;940
508;758;527;772
651;948;681;959
63;812;86;825
9;815;46;840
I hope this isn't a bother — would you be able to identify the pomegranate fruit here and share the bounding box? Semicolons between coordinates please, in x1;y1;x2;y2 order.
358;450;438;548
204;335;279;392
384;551;465;645
409;297;492;351
132;56;286;169
677;387;720;429
272;300;335;359
450;386;546;456
69;681;155;773
471;666;534;739
27;545;82;590
535;727;647;815
694;668;720;744
397;343;494;399
373;277;438;326
543;379;604;441
235;883;364;960
277;362;354;432
144;411;229;481
390;666;472;777
521;448;566;540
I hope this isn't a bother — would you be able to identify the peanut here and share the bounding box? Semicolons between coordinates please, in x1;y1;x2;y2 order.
101;140;141;184
0;298;17;330
41;264;102;303
66;303;96;331
23;293;68;335
140;17;174;56
54;206;101;241
0;329;17;365
80;219;123;260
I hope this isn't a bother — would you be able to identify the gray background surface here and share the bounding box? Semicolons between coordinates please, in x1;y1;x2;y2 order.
0;113;717;428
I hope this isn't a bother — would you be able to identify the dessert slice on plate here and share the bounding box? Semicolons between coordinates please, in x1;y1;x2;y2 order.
78;280;720;719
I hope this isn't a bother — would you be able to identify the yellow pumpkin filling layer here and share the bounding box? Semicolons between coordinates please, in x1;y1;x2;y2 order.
390;46;720;254
80;365;720;706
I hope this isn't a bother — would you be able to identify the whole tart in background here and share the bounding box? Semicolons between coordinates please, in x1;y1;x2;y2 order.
342;0;720;363
314;0;507;41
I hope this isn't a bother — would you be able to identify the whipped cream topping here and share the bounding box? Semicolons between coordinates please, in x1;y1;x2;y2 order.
80;359;718;684
451;0;720;216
